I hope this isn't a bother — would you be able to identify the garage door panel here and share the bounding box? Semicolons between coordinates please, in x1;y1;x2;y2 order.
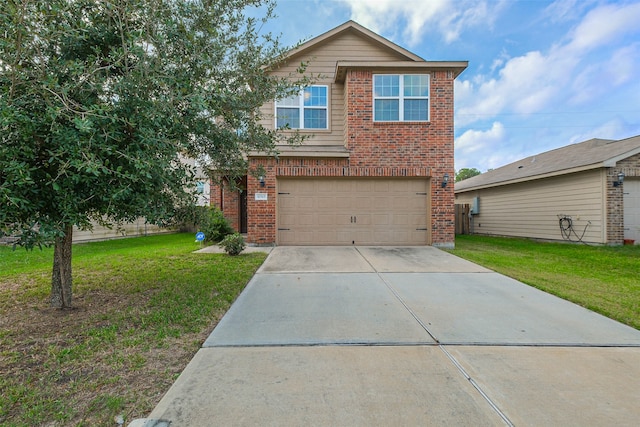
334;181;352;192
277;178;430;245
279;197;296;209
391;214;408;226
297;197;315;209
335;196;352;209
377;181;395;192
354;197;372;209
317;214;336;225
356;181;373;192
297;214;314;226
372;214;390;225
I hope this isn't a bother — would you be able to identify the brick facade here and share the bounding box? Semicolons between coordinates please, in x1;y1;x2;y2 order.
607;153;640;244
239;69;457;247
209;180;241;232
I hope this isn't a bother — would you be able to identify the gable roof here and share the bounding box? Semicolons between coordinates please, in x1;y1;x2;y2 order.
455;135;640;192
284;20;425;63
276;20;468;82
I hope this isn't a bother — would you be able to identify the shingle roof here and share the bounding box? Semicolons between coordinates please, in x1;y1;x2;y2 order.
455;135;640;192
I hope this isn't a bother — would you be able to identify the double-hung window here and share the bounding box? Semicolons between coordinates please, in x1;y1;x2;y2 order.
276;85;328;129
373;74;430;122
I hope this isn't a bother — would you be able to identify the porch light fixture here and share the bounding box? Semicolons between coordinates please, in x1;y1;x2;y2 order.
613;172;625;187
441;173;450;188
259;176;265;187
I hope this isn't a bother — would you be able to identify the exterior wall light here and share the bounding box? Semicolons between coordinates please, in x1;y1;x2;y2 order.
613;172;625;187
259;176;265;187
441;173;450;188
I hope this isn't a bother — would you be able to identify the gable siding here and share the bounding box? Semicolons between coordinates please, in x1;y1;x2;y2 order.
455;169;606;243
262;32;412;146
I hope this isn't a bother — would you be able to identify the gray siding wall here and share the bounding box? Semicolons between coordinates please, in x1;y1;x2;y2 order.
455;169;606;243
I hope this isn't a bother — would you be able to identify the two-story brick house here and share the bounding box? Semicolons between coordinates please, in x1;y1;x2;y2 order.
211;21;467;248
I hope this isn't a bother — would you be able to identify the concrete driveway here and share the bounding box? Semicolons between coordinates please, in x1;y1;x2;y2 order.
134;246;640;427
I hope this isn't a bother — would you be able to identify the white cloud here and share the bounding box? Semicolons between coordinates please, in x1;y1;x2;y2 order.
456;122;505;152
342;0;504;46
456;2;640;125
569;43;639;105
542;0;596;23
566;2;640;53
568;118;634;144
455;122;510;170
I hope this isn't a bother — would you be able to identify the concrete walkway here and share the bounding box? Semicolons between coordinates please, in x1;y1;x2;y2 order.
132;246;640;426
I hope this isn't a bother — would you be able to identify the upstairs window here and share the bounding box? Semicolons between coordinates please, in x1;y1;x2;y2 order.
373;74;430;122
276;85;328;129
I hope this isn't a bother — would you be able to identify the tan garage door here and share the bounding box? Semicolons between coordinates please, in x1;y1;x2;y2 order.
277;178;430;245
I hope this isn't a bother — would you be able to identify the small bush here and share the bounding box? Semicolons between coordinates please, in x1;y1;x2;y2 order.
198;207;234;243
218;233;246;256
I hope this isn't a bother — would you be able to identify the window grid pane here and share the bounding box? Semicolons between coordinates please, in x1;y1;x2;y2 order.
404;75;429;97
304;109;327;129
404;99;428;121
277;108;300;128
374;75;399;97
374;99;399;121
304;86;327;107
278;94;300;107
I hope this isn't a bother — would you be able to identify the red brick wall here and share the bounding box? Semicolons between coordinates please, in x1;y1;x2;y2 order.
345;70;455;246
246;69;457;247
607;153;640;244
209;180;241;232
246;162;277;245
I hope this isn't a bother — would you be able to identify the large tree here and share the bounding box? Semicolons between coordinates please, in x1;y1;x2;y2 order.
0;0;305;308
455;168;482;182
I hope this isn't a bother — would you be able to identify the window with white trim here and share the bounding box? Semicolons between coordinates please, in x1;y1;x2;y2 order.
275;85;328;129
373;74;430;122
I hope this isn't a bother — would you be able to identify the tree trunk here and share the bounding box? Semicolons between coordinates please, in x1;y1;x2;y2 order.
51;225;73;309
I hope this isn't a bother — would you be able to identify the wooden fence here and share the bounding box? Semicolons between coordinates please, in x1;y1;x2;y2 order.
455;204;470;235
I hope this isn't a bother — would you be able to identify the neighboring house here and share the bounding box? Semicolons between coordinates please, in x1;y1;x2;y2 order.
211;21;467;247
72;220;171;243
73;157;209;243
455;135;640;245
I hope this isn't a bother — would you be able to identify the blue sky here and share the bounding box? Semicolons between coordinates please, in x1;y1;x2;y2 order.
257;0;640;172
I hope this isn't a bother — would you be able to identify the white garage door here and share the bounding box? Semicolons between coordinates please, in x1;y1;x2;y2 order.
277;178;430;245
624;179;640;243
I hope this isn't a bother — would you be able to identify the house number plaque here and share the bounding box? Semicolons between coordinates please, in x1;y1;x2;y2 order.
255;193;268;201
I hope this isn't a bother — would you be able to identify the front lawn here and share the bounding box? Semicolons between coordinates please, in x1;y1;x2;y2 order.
0;233;266;426
449;235;640;330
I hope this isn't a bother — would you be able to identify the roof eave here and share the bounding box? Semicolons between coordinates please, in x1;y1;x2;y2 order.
603;146;640;167
455;163;606;193
334;60;469;82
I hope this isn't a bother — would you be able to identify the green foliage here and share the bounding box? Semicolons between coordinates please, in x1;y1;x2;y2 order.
197;207;235;243
0;0;309;306
0;0;308;249
455;168;482;182
218;233;246;256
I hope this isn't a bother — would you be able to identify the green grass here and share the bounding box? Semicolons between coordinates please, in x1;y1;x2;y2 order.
0;233;266;426
449;235;640;330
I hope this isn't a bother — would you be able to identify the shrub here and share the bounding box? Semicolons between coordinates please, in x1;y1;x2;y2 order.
218;233;246;256
198;207;234;243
